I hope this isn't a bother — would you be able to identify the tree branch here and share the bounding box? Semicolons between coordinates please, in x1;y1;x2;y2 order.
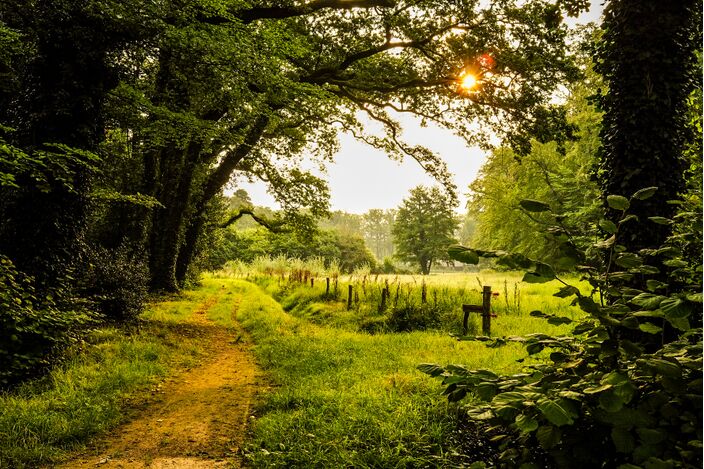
221;208;287;232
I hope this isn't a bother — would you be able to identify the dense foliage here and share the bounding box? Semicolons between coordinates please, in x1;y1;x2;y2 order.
0;0;590;384
392;186;459;274
467;74;602;266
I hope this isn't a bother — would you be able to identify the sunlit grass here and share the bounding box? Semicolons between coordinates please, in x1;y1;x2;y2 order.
232;279;551;467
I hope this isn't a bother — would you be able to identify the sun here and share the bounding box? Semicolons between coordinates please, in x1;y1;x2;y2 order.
460;72;478;91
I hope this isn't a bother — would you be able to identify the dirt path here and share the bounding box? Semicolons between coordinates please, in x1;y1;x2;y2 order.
59;295;262;468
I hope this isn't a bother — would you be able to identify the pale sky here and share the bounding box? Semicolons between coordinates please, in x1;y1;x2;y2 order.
237;2;604;215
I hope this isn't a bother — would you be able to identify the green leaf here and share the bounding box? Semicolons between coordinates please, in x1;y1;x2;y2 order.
535;262;555;280
599;390;624;412
659;297;691;319
619;214;638;224
638;359;682;378
523;272;551;283
632;187;658;200
537;398;574;426
638;323;663;335
515;413;539;433
519;199;551;212
686;293;702;302
599;219;619;234
631;293;666;310
607;195;630;211
447;245;480;265
646;280;668;292
615;253;643;268
554;285;579;298
536;425;561;449
612;427;636;453
578;297;602;316
583;384;613;394
417;363;445;377
636;428;666;445
648;216;672;225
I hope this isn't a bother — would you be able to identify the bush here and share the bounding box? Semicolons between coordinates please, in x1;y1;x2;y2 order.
0;256;92;387
79;244;149;322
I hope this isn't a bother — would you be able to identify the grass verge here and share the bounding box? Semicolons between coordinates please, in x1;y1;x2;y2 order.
0;283;227;469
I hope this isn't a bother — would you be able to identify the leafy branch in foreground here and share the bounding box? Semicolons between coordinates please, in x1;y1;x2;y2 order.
421;187;702;468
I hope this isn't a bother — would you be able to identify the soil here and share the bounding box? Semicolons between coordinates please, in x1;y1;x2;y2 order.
58;295;262;468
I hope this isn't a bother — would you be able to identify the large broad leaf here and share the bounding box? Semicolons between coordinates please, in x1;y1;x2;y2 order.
537;398;574;426
611;427;635;453
535;262;555;280
632;187;658;200
515;413;539;433
630;293;666;310
578;296;602;316
599;219;618;234
638;323;663;335
417;363;445;377
536;425;561;449
607;195;630;211
659;297;692;319
615;253;643;268
519;199;551;212
599;390;624;412
523;272;551;283
447;245;480;265
554;285;579;298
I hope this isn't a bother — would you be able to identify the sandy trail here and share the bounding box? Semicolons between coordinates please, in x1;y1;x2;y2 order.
59;295;261;468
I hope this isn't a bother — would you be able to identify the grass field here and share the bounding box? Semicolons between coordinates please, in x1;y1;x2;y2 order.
217;268;586;467
0;270;586;468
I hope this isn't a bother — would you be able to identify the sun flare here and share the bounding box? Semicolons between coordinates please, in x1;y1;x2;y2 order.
460;73;478;90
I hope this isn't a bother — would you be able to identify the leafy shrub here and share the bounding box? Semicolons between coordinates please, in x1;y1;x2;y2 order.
387;304;443;332
423;188;703;468
0;256;92;387
78;245;149;322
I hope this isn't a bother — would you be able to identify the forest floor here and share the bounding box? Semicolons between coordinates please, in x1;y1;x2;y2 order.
57;295;263;469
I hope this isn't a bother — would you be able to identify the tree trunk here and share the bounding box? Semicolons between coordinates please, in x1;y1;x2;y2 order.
596;0;700;252
175;114;270;286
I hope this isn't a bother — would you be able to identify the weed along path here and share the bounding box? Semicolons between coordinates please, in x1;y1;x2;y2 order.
59;291;262;469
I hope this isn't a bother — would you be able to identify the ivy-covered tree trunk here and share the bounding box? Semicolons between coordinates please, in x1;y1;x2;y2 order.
595;0;701;252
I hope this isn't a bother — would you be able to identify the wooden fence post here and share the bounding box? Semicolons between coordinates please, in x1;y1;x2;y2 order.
482;285;492;336
462;285;493;336
421;280;427;304
326;277;330;296
347;284;353;310
310;278;314;288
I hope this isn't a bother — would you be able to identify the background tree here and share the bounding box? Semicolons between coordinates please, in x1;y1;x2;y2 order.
362;209;395;261
392;186;458;274
467;71;602;267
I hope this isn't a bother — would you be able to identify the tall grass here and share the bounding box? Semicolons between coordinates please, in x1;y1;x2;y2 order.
215;257;587;337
